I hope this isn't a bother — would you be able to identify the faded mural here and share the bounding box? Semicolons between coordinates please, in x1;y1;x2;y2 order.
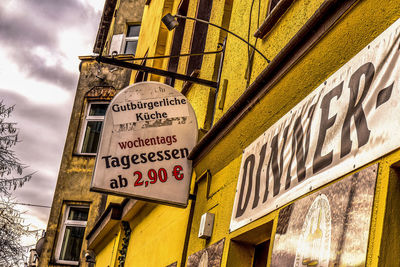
187;239;225;267
271;164;377;266
166;261;177;267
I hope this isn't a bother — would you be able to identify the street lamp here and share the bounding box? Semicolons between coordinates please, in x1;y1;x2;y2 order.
161;13;270;63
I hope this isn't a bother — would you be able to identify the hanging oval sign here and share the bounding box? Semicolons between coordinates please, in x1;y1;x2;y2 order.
91;82;198;207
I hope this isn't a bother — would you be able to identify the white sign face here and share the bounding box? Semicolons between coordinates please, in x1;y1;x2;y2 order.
91;82;198;207
230;18;400;231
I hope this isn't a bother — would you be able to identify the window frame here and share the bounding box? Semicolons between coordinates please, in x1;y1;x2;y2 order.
54;205;90;265
253;0;294;39
122;24;141;55
78;101;108;155
267;0;281;15
226;221;273;266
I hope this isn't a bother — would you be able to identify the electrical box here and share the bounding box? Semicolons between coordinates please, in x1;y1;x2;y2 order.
109;34;124;55
198;212;215;239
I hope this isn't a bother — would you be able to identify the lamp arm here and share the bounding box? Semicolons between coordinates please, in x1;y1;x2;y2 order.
127;49;223;61
174;14;270;63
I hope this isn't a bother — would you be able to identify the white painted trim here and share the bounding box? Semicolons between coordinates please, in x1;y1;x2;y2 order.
77;102;108;155
54;205;89;264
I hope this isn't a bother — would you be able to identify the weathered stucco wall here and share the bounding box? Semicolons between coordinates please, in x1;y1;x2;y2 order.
39;0;149;264
114;0;146;34
39;59;131;267
103;0;146;55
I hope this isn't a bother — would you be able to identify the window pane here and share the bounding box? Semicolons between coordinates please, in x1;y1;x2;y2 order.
81;121;103;153
127;25;140;37
68;207;89;221
124;40;138;55
59;226;85;261
89;103;108;116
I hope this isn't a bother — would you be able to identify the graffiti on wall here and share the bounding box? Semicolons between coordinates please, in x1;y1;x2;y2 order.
187;239;225;267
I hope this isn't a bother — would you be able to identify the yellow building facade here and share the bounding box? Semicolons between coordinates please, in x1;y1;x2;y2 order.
43;0;400;266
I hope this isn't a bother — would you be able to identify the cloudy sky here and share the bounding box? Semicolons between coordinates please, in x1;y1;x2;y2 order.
0;0;105;245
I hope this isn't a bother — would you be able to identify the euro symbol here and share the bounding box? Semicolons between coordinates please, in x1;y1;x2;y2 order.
172;165;184;180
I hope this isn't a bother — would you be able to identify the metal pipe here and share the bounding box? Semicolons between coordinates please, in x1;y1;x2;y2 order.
210;37;227;127
125;49;223;61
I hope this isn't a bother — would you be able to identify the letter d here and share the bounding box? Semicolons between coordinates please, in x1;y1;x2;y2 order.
236;154;255;218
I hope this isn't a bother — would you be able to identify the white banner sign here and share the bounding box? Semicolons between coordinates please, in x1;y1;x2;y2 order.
230;18;400;231
91;82;198;207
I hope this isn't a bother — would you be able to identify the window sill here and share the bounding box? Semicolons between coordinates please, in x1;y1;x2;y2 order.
254;0;294;39
49;260;79;266
72;152;97;157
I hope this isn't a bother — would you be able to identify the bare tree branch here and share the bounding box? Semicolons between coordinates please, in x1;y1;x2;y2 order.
0;195;39;266
0;102;37;266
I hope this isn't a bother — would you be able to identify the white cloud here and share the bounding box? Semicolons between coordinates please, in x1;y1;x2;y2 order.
0;0;104;245
57;28;94;70
79;0;106;13
31;47;59;68
0;50;73;106
18;206;49;246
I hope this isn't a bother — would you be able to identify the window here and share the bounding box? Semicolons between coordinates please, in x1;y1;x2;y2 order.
80;102;108;154
56;206;89;265
124;25;141;55
186;0;213;75
166;0;189;86
108;25;141;55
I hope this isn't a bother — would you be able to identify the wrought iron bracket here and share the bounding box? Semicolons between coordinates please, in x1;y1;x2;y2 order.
96;55;218;88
